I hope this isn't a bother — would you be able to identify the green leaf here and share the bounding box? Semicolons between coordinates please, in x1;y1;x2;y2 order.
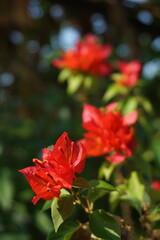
122;97;138;115
103;84;128;101
89;180;116;191
121;171;145;212
60;189;71;198
98;162;117;180
51;196;74;232
88;180;116;202
109;191;120;212
89;209;120;240
83;75;93;89
137;96;153;114
151;204;160;221
73;177;90;189
67;74;84;94
47;221;79;240
58;68;72;82
127;172;144;202
42;199;53;211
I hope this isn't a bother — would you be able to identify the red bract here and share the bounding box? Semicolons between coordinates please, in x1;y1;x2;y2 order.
151;180;160;191
53;34;112;76
117;61;141;87
19;132;86;204
79;103;138;163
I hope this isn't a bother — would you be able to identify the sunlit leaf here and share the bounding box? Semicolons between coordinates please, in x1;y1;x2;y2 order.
67;74;84;94
122;97;138;115
103;84;128;101
51;196;74;232
58;68;72;82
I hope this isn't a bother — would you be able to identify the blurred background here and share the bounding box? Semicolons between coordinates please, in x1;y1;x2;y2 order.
1;0;160;239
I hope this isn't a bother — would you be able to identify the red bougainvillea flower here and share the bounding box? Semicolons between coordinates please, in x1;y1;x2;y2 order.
79;103;138;163
115;61;141;87
19;132;86;204
53;34;112;76
151;180;160;191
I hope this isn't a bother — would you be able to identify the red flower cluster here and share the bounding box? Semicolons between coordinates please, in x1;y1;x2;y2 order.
151;180;160;191
79;103;138;163
53;34;112;76
116;61;141;87
19;132;86;204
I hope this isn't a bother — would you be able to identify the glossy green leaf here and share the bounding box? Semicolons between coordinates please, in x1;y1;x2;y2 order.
89;180;116;191
73;177;90;189
88;180;116;202
51;196;74;232
47;221;79;240
89;209;120;240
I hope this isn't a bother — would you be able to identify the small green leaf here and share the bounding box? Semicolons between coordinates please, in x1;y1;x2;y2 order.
42;199;53;211
137;96;153;114
151;204;160;221
73;177;90;189
67;74;84;94
121;171;145;212
89;209;120;240
88;180;116;202
58;68;72;82
109;191;120;212
60;189;71;198
103;84;128;101
51;196;74;232
127;172;144;202
89;180;116;191
47;221;79;240
83;75;93;89
122;97;138;115
98;162;117;180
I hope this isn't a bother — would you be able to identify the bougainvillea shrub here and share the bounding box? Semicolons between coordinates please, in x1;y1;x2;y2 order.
19;34;160;240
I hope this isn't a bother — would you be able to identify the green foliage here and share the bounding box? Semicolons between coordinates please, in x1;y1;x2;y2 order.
120;171;145;212
47;221;79;240
103;84;128;101
88;180;116;202
51;196;74;232
89;209;120;240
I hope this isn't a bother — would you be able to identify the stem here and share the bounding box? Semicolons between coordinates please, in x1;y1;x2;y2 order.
71;189;93;213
